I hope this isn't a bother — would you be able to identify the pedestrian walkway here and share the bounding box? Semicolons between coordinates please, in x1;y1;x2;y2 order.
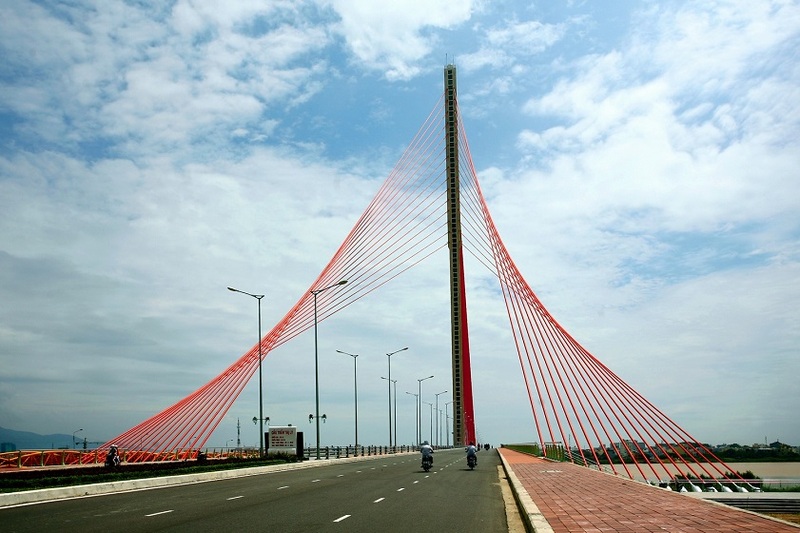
498;447;799;532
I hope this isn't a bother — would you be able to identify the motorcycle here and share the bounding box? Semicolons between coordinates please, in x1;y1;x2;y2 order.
105;447;121;467
467;454;477;470
421;455;433;472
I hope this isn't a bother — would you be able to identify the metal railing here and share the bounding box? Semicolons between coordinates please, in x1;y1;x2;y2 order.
0;444;422;469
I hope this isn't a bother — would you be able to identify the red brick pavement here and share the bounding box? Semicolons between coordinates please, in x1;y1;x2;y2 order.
499;447;799;532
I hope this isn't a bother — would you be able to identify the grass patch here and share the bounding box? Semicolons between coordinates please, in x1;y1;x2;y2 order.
503;444;541;456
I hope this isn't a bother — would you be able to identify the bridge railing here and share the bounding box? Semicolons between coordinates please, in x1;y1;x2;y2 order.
301;445;417;460
0;444;421;469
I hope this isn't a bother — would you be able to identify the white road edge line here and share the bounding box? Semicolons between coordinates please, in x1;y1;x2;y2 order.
333;515;351;523
145;510;174;517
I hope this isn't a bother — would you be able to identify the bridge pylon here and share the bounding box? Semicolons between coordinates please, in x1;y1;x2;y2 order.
445;64;476;446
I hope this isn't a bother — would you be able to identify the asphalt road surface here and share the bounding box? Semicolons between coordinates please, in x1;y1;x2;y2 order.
3;448;510;532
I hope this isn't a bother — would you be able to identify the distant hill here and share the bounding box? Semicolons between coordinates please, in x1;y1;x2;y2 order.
0;426;77;450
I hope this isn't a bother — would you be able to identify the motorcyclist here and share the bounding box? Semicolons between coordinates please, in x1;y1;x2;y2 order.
420;440;434;465
105;444;120;467
466;442;478;465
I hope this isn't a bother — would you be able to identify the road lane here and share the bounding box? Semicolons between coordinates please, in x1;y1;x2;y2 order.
3;449;508;532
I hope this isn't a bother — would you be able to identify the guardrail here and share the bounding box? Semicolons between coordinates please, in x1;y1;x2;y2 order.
0;444;427;469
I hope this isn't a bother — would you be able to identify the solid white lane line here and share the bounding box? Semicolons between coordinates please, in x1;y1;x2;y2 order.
373;497;385;503
333;515;351;523
145;510;174;517
227;496;244;500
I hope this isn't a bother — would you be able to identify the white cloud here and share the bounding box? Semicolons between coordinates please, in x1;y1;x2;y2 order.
0;0;797;449
321;0;474;80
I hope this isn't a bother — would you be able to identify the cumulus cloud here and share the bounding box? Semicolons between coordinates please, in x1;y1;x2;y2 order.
322;0;473;80
0;0;797;447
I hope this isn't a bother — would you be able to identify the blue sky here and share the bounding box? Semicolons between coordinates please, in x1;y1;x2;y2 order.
1;0;798;449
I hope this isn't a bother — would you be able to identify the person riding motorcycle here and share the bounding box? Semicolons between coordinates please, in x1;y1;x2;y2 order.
466;442;478;466
420;440;434;465
105;444;121;467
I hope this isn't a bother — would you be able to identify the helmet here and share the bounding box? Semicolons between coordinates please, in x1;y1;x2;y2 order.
422;440;429;446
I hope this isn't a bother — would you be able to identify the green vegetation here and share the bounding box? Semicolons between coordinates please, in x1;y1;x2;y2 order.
713;444;800;462
502;443;541;456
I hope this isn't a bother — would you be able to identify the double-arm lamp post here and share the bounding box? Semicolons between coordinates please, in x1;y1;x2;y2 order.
445;401;453;447
311;280;347;460
385;347;408;448
227;286;265;458
434;390;448;447
416;375;434;445
336;350;360;452
405;391;419;446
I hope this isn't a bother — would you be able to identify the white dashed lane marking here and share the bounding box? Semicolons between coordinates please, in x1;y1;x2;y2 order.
373;497;385;503
227;496;244;500
145;510;174;517
333;515;351;523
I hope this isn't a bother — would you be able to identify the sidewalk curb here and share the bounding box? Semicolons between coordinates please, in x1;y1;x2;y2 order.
498;450;554;533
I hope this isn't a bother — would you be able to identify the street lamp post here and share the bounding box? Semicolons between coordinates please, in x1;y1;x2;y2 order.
228;286;266;457
434;391;447;446
72;428;83;449
405;391;419;446
336;350;360;453
381;376;398;448
445;401;453;447
423;401;434;443
385;347;408;448
311;279;347;460
416;375;433;444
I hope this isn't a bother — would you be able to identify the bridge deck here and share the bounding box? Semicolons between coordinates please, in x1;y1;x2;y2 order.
498;448;799;532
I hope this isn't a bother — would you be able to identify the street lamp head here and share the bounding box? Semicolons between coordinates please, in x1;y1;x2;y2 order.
228;286;265;299
311;279;348;295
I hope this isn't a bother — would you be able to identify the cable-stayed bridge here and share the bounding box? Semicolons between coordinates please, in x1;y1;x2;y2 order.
95;65;750;487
